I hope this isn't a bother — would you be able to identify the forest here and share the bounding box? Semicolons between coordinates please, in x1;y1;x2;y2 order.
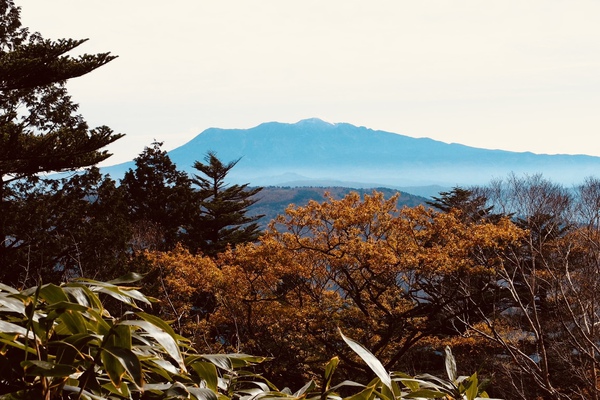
3;1;600;399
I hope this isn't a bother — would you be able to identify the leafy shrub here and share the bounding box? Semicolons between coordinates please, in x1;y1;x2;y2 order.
0;275;500;399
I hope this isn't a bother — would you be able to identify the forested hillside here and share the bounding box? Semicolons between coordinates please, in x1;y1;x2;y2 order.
250;186;428;228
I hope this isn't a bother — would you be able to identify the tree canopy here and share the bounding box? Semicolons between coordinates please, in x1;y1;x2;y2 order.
0;0;123;286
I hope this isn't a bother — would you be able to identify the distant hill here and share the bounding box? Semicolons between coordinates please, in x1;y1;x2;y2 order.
102;118;600;197
249;186;429;228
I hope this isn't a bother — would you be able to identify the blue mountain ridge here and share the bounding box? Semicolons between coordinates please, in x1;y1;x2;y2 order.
102;118;600;192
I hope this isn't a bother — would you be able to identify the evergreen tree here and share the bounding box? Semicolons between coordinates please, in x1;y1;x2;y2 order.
427;187;499;223
186;151;263;256
121;142;195;251
0;0;123;282
1;169;131;287
0;0;121;179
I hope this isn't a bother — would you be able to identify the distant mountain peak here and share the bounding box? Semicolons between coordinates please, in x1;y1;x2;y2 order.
101;119;600;191
295;118;335;126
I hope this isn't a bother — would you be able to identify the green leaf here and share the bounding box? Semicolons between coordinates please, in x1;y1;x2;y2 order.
404;388;448;398
53;334;99;365
464;372;479;400
324;356;339;391
187;387;219;400
165;382;190;397
38;284;70;304
339;329;392;390
344;383;377;400
293;380;316;397
46;302;89;335
108;272;145;285
102;380;132;398
0;283;19;294
198;354;232;371
119;319;186;372
21;360;76;377
224;353;268;368
102;346;143;389
136;311;178;338
444;346;457;383
0;320;35;339
100;346;126;388
190;361;219;391
0;293;26;315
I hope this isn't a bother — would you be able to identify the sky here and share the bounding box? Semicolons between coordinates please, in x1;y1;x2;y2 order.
17;1;600;165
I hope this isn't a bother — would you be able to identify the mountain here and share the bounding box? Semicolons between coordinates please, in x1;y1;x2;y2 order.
102;118;600;196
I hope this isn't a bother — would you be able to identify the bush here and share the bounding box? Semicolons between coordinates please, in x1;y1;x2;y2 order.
0;275;500;399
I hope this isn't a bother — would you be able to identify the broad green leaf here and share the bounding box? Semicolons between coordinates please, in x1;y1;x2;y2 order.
136;311;178;338
93;285;150;308
81;308;112;335
102;346;143;389
339;329;392;390
293;380;316;397
324;356;339;391
465;372;479;400
165;382;190;397
21;360;76;377
444;346;457;383
224;353;268;368
0;334;38;355
45;301;89;334
77;279;151;307
100;346;126;388
108;272;145;285
0;282;19;294
107;324;132;350
344;383;377;400
38;284;70;304
404;388;448;398
190;361;219;391
395;376;420;392
329;380;366;392
61;385;106;400
64;284;105;311
102;380;132;398
0;294;26;315
187;387;219;400
198;354;232;371
53;334;99;365
62;286;92;308
0;320;35;339
120;320;185;372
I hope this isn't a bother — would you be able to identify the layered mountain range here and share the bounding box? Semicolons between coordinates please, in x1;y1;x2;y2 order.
103;118;600;197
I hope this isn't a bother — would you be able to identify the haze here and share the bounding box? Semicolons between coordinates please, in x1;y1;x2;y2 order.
17;1;600;164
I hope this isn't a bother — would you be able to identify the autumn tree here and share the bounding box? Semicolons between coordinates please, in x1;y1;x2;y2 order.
121;141;195;251
0;0;123;283
185;151;263;256
146;190;522;388
448;174;600;399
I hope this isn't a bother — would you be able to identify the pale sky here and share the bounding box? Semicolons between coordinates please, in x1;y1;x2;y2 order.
17;1;600;165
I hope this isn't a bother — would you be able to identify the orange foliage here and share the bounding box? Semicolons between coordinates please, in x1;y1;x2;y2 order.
144;191;524;386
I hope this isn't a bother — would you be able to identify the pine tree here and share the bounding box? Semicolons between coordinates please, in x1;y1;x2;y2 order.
121;142;195;251
186;151;263;256
0;0;123;283
0;0;122;180
0;169;131;287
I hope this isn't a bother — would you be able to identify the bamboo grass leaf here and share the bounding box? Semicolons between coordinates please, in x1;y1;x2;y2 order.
339;329;392;390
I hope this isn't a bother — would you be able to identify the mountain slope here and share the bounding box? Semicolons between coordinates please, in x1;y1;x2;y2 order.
103;118;600;189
